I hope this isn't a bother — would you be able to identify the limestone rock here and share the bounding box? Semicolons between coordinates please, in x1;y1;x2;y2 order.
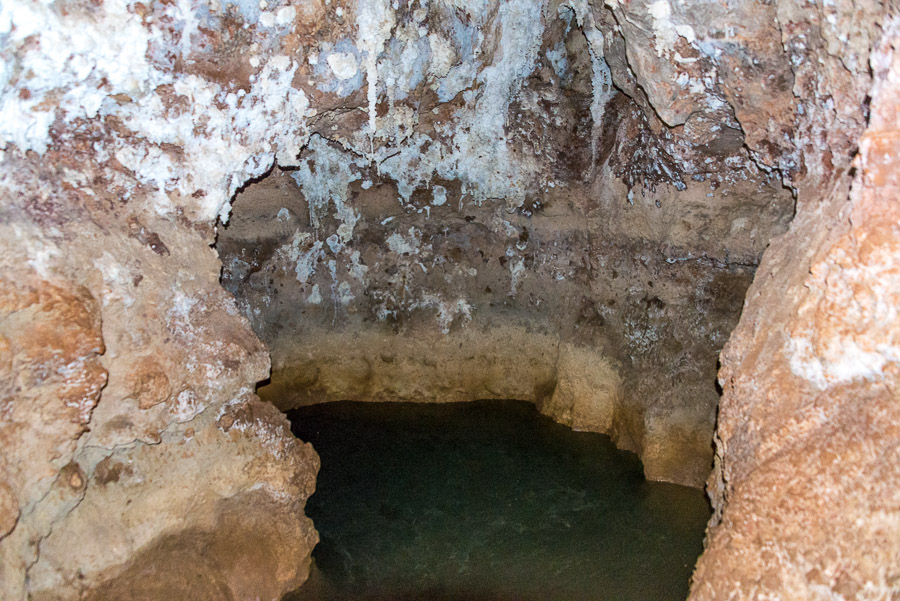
0;0;896;597
220;163;782;488
27;396;318;601
0;0;324;595
690;14;900;601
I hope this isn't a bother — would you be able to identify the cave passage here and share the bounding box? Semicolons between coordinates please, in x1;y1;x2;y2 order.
286;400;710;601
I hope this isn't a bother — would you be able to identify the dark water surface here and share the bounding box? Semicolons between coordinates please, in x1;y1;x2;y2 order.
286;400;710;601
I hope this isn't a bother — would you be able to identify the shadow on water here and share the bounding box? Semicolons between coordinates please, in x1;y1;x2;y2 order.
284;400;711;601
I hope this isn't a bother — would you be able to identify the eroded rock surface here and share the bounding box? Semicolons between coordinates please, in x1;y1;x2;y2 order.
691;19;900;600
220;163;786;487
0;150;319;600
0;2;320;598
0;0;897;598
218;0;794;489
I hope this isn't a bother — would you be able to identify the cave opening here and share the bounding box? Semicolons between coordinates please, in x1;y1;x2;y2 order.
205;0;804;591
283;399;710;601
217;144;744;597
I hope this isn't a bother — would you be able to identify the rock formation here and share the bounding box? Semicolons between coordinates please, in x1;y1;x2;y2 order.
217;0;794;488
0;1;320;597
693;19;900;599
0;0;896;598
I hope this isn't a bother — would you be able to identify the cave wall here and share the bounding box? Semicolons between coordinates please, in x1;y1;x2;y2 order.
693;18;900;599
0;1;322;598
218;136;789;489
220;170;775;487
217;0;793;489
0;0;897;599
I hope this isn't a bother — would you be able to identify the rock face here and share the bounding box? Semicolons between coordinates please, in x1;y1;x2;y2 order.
219;163;786;487
0;150;319;600
0;1;320;598
691;18;900;600
217;0;794;489
0;0;897;599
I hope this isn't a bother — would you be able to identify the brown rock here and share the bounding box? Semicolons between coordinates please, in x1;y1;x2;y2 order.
128;357;171;410
689;19;900;601
0;481;19;539
0;0;896;599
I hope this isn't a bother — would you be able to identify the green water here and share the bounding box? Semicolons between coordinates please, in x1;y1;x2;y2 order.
287;400;710;601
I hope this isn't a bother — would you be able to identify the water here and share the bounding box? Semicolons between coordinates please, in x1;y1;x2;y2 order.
286;400;710;601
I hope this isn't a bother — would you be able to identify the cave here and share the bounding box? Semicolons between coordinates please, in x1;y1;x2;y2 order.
1;0;898;600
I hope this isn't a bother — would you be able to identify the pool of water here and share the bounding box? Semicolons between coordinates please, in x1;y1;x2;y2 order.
286;400;710;601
